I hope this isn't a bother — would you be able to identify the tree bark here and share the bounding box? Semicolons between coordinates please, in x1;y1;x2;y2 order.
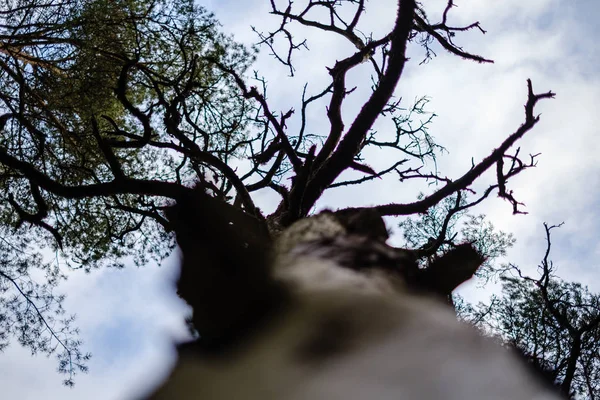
142;198;564;400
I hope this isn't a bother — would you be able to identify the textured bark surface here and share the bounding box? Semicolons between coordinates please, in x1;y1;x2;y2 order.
143;199;562;400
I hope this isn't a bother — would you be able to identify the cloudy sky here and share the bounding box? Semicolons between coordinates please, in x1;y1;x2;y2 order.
2;0;599;399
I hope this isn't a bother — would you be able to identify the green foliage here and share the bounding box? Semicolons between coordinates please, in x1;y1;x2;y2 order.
399;192;515;277
0;228;90;387
0;0;256;269
0;0;256;384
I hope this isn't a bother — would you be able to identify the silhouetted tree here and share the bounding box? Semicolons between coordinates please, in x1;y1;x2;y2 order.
0;0;559;390
459;223;600;399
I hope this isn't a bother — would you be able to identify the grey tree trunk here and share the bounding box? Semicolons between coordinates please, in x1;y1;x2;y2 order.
144;197;562;400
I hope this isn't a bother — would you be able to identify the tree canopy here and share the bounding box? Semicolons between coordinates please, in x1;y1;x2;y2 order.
0;0;255;385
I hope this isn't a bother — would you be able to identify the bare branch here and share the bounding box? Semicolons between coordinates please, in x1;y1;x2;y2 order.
413;4;492;64
288;0;418;221
360;80;554;217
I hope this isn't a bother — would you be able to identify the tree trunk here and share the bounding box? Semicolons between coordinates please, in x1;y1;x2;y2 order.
143;194;562;400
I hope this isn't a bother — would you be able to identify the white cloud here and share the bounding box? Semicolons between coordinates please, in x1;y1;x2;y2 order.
4;0;599;398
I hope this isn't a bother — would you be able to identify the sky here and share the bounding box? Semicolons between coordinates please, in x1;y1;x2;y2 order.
1;0;599;399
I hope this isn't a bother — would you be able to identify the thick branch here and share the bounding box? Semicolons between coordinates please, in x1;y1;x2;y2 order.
146;139;262;218
561;335;581;396
7;187;62;247
0;145;189;200
293;0;417;219
312;35;393;169
113;62;153;148
91;117;125;179
414;243;485;296
349;80;554;217
413;14;493;63
209;59;303;173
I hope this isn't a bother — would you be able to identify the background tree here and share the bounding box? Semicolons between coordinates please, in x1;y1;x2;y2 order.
459;224;600;399
399;191;516;281
0;0;559;389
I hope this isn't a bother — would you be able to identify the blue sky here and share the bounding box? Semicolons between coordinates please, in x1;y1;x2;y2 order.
2;0;599;399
